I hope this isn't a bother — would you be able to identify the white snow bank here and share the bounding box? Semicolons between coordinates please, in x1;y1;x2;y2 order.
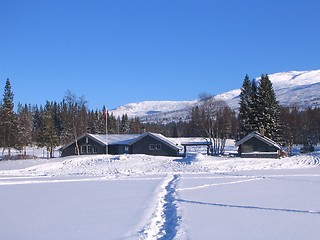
0;152;319;178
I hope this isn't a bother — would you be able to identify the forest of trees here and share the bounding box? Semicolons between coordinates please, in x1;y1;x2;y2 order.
1;77;320;158
0;79;147;158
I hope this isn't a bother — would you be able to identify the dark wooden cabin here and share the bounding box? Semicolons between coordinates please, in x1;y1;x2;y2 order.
235;131;282;158
60;132;180;157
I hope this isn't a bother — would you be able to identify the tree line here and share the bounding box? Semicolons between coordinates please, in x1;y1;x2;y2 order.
1;76;320;158
0;79;144;158
180;74;320;155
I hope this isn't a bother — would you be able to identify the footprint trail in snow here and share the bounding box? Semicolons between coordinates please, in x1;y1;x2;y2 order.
139;174;181;240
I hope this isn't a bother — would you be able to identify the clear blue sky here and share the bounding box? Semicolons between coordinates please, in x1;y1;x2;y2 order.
1;0;320;110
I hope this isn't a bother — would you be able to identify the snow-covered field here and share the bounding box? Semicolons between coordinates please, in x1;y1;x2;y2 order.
1;147;320;239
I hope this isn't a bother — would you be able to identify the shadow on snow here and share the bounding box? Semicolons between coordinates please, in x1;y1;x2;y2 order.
177;198;320;215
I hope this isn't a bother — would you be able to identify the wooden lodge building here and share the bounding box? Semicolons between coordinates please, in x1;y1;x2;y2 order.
60;132;181;157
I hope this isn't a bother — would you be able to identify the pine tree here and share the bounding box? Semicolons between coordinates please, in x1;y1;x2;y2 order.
256;74;281;141
100;105;107;134
130;117;141;134
107;113;118;134
37;101;59;158
189;106;206;137
238;74;252;138
32;105;41;143
248;79;260;132
87;110;97;134
51;101;63;139
59;101;71;144
120;114;130;133
0;79;19;157
17;103;33;156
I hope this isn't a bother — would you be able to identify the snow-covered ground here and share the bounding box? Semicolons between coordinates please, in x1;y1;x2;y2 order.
1;146;320;239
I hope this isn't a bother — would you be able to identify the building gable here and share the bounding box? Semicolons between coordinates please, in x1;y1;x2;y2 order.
131;133;179;156
235;131;282;158
61;134;107;157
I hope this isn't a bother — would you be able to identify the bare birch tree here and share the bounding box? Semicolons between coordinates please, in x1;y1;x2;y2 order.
61;91;88;155
197;95;232;155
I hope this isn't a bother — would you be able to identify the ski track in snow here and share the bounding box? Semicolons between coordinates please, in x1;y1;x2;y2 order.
139;174;181;240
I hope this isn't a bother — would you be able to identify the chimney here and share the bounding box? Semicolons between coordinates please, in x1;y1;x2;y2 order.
259;126;265;137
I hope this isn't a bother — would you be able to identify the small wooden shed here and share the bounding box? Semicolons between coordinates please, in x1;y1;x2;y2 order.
235;131;282;158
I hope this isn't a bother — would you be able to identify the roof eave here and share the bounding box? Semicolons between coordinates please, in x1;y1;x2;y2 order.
235;132;281;149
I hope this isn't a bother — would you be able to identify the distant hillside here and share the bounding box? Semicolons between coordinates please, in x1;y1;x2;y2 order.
110;69;320;123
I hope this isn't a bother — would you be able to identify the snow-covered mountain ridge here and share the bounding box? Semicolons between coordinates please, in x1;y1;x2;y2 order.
111;69;320;123
112;100;198;119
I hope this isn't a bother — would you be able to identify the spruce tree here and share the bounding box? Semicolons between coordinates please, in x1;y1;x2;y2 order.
17;103;33;156
238;74;252;138
189;106;204;136
0;79;19;157
100;105;107;134
256;74;281;140
120;114;130;133
32;105;41;143
38;101;59;158
248;79;259;132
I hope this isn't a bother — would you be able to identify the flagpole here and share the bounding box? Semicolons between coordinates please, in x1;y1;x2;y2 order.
105;107;108;135
105;107;108;155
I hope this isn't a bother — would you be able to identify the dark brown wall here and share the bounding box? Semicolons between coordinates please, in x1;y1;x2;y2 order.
61;135;106;157
132;135;178;157
62;134;179;157
108;145;130;155
240;137;279;153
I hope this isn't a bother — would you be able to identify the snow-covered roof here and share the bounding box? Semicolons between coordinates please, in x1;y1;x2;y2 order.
88;133;142;145
169;137;211;146
91;132;180;150
142;132;180;150
61;132;180;150
235;132;282;149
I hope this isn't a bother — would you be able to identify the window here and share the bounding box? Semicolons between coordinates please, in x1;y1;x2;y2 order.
124;146;129;153
79;145;97;154
149;144;155;150
81;146;87;154
149;144;161;151
93;146;98;154
87;146;93;154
